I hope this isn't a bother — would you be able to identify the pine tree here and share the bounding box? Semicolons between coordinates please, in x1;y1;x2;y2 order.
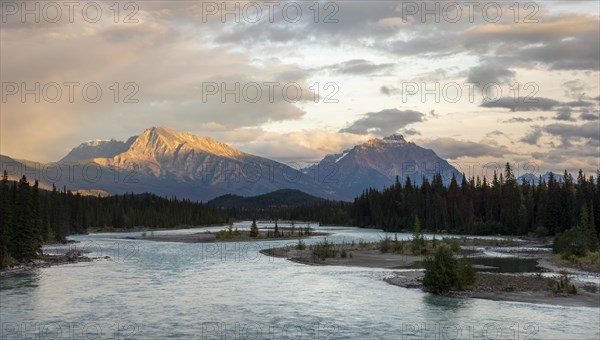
11;176;38;261
0;171;12;267
411;216;426;255
249;218;259;237
582;203;599;252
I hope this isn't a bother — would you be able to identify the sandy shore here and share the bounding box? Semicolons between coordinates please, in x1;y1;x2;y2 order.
263;244;600;308
121;229;330;243
262;247;422;269
386;271;599;308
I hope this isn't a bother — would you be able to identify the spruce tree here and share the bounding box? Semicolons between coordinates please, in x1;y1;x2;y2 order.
0;171;12;267
583;203;599;252
12;176;38;261
249;218;259;237
411;216;426;255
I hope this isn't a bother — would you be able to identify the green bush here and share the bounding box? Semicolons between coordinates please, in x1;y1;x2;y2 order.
295;239;306;250
455;257;477;290
443;238;461;253
553;228;588;258
311;239;337;261
380;234;404;254
422;245;476;294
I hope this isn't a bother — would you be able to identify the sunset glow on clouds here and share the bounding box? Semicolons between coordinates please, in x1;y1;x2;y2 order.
1;0;598;174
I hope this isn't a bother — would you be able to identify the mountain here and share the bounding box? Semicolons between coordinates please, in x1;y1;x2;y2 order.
1;127;332;201
518;172;565;185
1;128;461;201
307;134;461;200
90;126;334;200
60;137;137;163
207;189;325;208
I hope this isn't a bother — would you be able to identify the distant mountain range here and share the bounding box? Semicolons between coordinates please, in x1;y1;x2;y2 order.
518;172;565;185
1;126;462;201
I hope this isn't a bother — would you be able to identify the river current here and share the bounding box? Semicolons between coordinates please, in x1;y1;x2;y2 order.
1;222;599;339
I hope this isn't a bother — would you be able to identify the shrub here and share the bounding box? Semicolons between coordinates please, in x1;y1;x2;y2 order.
443;238;461;253
553;228;588;258
422;245;476;294
380;234;404;254
311;239;337;261
431;236;439;249
455;257;477;290
296;239;306;250
380;236;392;253
554;271;578;295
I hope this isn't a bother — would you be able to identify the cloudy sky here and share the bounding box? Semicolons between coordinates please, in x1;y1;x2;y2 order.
1;0;599;176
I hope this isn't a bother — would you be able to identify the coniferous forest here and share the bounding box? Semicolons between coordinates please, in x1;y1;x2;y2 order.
219;165;600;237
1;164;599;267
0;172;228;266
348;164;599;237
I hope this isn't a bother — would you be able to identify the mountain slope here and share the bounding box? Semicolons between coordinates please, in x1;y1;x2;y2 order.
60;137;136;163
309;134;461;200
2;128;462;202
8;126;332;201
207;189;325;208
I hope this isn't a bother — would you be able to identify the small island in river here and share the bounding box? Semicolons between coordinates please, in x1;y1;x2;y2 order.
261;236;600;308
121;223;330;243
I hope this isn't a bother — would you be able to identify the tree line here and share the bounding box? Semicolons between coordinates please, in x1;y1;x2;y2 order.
0;172;228;267
2;164;599;267
220;164;599;238
349;164;599;237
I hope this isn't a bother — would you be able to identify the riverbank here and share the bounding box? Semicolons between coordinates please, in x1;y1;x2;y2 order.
0;249;95;277
261;238;600;308
386;271;599;308
85;224;227;234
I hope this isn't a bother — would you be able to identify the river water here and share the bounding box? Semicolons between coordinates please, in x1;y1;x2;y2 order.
1;222;599;339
